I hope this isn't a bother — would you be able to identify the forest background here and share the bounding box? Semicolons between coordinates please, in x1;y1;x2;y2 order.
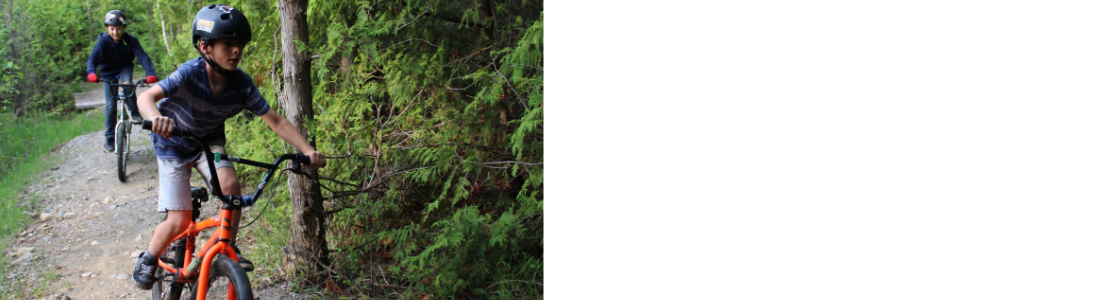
0;0;543;298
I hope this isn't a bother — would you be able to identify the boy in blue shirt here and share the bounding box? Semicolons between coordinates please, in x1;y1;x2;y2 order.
86;10;158;152
131;4;325;289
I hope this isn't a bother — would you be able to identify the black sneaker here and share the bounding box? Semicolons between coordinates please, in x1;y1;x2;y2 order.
104;138;115;153
132;252;157;290
232;244;254;272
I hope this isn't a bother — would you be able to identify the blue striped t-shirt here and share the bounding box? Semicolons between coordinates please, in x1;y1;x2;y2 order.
152;57;271;160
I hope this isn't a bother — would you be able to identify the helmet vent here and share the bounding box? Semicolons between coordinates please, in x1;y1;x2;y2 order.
221;14;230;20
208;4;217;9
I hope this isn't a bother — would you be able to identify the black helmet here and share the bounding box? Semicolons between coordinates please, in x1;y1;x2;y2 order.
191;4;251;53
104;10;127;26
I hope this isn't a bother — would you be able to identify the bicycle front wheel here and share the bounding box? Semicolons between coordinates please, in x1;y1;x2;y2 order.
115;120;127;182
152;240;187;300
191;254;253;300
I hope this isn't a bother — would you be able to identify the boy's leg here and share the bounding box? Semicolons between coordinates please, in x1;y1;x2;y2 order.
118;65;141;122
195;145;253;271
148;210;191;258
102;80;117;152
214;166;243;240
195;145;242;205
153;156;200;251
134;157;196;290
213;166;252;270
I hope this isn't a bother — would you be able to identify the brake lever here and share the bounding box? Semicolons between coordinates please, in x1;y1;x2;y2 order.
284;167;317;183
288;167;314;179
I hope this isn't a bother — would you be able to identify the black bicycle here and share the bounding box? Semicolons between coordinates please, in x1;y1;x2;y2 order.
97;78;149;182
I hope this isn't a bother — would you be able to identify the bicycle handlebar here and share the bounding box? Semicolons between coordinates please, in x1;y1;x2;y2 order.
95;78;150;100
141;120;312;206
96;78;149;87
143;119;185;137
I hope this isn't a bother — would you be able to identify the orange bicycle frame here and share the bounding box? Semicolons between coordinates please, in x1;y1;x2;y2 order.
156;207;242;300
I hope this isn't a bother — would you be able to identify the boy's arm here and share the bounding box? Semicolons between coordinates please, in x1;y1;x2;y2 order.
137;85;175;138
129;37;157;79
259;110;326;169
86;37;101;81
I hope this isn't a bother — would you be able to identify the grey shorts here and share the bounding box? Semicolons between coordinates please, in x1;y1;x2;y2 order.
156;145;234;213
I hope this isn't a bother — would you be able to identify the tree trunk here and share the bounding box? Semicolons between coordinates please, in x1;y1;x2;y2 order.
6;0;22;117
156;0;172;56
87;0;94;43
6;0;15;61
277;0;330;278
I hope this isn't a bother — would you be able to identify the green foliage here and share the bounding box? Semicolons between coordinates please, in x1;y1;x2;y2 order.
0;62;22;115
282;0;544;297
0;0;543;298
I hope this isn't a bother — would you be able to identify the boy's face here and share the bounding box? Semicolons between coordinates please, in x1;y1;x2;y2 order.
202;40;244;71
106;25;125;42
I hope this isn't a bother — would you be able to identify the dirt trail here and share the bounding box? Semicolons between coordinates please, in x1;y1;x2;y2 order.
6;86;307;299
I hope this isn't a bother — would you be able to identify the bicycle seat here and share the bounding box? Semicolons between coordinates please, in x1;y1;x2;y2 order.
190;187;209;202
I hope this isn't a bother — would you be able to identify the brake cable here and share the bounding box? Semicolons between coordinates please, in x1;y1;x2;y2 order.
238;167;322;229
237;169;287;229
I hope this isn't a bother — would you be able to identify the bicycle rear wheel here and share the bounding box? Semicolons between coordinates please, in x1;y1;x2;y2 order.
152;240;187;300
186;254;253;300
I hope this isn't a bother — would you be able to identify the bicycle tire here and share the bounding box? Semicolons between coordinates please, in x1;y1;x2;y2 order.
153;240;188;300
115;120;127;182
189;254;253;300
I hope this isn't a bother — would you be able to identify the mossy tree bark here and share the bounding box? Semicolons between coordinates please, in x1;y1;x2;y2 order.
277;0;330;278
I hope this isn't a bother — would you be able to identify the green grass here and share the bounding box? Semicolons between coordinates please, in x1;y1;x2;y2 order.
0;111;101;295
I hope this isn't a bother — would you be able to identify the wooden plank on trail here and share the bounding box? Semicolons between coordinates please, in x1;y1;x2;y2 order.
75;97;102;110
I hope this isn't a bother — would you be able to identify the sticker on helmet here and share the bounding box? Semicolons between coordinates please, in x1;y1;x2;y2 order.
219;5;234;13
196;19;215;32
119;16;126;24
105;13;115;21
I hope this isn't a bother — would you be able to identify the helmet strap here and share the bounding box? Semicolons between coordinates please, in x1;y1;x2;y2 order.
201;40;239;78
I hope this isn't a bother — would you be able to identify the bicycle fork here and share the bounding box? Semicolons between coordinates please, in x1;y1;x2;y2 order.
114;99;129;154
194;208;243;300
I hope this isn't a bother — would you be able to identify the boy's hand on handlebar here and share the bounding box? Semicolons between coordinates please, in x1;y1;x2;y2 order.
87;73;97;83
150;116;175;139
303;150;325;169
